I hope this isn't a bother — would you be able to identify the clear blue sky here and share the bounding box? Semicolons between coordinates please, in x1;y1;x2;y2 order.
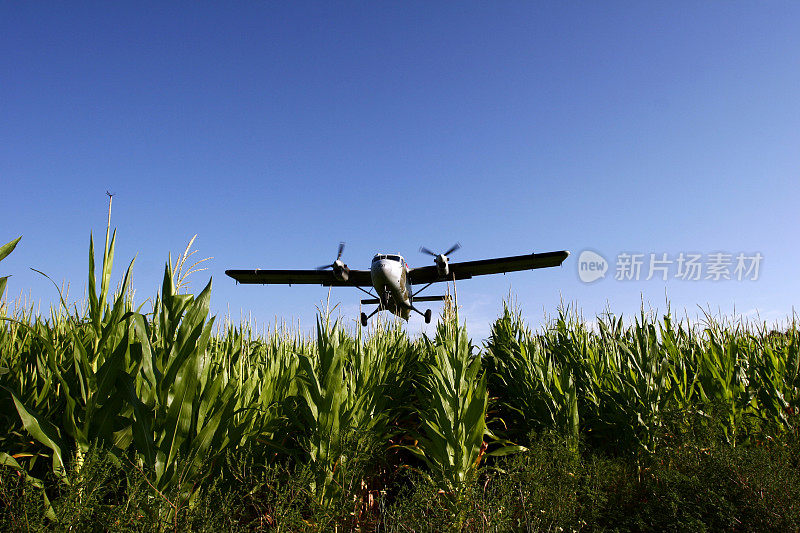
2;2;798;339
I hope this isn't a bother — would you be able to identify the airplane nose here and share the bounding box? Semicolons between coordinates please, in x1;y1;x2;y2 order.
373;260;389;277
371;260;393;286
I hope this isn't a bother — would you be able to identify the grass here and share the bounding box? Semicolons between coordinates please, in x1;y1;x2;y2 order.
3;426;798;531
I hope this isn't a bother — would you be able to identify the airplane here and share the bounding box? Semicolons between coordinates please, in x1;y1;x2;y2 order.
226;243;570;327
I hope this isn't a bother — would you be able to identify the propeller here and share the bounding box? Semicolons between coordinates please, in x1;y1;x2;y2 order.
317;242;346;270
420;242;461;276
420;242;461;259
317;242;350;281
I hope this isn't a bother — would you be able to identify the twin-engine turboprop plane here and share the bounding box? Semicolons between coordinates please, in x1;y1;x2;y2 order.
226;243;570;327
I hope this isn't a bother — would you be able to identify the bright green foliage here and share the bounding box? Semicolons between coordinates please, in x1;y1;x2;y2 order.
0;229;251;518
486;303;800;455
403;318;489;501
294;318;351;506
485;304;579;446
292;317;416;507
127;264;244;503
1;225;799;529
214;323;301;447
751;324;799;429
0;235;22;300
2;227;137;475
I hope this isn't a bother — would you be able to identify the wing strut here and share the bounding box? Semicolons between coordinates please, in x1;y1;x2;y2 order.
412;282;434;297
352;284;376;299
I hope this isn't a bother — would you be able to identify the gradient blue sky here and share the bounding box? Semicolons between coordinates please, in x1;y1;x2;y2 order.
2;2;798;339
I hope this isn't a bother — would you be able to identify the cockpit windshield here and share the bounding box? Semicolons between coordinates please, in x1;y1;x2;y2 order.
372;254;403;263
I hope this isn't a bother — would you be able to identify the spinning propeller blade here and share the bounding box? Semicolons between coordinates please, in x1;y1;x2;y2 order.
444;242;461;256
317;242;347;270
419;242;461;261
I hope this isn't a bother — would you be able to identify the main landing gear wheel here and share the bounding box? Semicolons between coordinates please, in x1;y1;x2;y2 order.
361;312;368;327
424;309;432;324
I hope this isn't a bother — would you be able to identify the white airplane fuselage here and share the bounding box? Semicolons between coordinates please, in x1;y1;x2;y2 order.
370;253;412;319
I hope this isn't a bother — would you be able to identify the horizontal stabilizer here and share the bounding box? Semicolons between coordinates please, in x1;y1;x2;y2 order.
361;295;447;305
412;295;448;303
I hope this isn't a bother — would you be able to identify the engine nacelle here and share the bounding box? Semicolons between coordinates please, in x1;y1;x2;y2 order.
333;264;350;282
435;256;449;277
420;243;460;279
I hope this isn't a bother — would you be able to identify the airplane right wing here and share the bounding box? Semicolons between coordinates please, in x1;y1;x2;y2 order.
408;250;569;285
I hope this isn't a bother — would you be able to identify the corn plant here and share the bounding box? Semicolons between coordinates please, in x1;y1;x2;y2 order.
115;260;265;521
3;224;137;475
592;313;671;453
215;324;301;450
291;315;420;509
292;317;354;507
402;318;491;507
0;226;252;522
749;321;799;432
485;304;579;447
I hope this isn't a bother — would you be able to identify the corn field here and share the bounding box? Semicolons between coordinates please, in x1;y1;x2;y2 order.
1;230;799;531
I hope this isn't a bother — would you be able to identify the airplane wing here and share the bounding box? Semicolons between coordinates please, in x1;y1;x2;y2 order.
408;250;570;285
225;269;373;287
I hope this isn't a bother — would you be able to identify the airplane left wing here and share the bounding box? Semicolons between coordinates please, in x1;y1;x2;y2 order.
225;269;373;287
408;250;569;285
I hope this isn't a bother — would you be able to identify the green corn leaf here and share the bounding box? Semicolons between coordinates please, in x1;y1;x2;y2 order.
8;388;68;483
0;452;25;472
487;445;528;456
95;258;135;356
121;372;155;468
0;236;21;262
88;234;100;329
99;228;116;311
132;313;159;391
191;379;239;470
160;343;201;477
